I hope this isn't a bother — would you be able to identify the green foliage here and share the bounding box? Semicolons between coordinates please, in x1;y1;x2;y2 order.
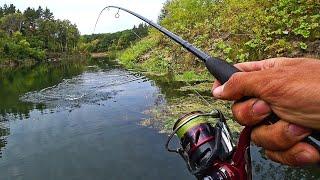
141;54;169;73
119;36;159;68
299;42;308;50
174;71;210;82
80;23;149;53
119;0;320;78
0;4;81;65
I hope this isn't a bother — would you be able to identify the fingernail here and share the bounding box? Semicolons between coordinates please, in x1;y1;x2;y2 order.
295;151;313;164
288;124;310;136
212;84;224;98
252;100;271;116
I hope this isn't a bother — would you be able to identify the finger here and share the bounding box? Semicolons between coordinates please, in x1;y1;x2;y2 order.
231;99;271;126
234;61;272;72
212;60;278;99
234;58;301;72
265;142;320;166
212;80;221;93
251;121;311;151
212;58;303;100
212;72;263;100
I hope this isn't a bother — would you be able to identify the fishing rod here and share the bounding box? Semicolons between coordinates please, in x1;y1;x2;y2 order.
96;6;320;180
95;6;238;83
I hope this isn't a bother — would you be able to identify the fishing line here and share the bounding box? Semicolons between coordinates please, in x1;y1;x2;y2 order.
130;28;142;39
185;81;213;108
100;11;213;108
92;5;320;154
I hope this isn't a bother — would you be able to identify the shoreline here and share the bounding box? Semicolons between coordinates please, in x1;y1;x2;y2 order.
0;53;87;69
114;52;243;134
129;68;243;134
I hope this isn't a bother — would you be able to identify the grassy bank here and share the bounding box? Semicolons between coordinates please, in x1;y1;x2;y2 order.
141;95;242;134
116;0;319;133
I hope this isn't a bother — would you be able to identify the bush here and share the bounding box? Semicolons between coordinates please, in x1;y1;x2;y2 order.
1;33;46;62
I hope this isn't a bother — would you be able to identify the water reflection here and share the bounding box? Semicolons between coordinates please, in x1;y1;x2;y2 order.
0;58;319;179
251;147;320;180
0;60;89;158
0;61;86;118
0;58;192;180
0;124;9;157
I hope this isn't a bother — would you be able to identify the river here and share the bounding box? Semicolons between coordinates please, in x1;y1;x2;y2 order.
0;58;319;180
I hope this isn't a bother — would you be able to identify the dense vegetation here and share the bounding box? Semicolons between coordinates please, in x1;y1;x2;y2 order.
119;0;320;80
80;23;148;57
0;4;80;66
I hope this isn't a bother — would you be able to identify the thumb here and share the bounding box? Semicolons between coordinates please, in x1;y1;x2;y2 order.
212;72;263;100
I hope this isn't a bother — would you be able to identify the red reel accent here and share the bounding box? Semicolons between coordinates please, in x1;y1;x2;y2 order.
231;127;252;180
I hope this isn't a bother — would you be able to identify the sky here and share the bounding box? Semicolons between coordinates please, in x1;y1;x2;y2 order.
2;0;166;35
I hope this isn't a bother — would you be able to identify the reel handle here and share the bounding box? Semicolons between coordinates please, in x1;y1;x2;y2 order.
205;57;320;151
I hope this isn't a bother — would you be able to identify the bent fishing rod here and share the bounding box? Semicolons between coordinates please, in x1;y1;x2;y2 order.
95;6;237;83
96;5;320;179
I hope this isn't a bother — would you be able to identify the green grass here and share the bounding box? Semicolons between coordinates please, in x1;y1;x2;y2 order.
140;55;169;74
118;36;159;69
174;70;211;82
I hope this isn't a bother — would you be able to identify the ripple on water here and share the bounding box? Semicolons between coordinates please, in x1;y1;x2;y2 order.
19;69;146;111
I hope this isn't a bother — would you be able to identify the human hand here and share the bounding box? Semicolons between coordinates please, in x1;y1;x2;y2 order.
212;57;320;166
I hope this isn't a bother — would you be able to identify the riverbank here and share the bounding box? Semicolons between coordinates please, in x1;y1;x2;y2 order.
141;94;242;134
114;0;320;134
112;34;240;133
116;59;242;133
0;53;87;69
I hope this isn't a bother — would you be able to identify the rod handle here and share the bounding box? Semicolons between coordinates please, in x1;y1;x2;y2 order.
205;57;320;151
205;57;240;84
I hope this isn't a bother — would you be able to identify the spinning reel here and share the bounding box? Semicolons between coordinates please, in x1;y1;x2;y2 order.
166;110;252;180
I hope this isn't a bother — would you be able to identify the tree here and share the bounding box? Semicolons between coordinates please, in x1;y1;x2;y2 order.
36;6;43;19
42;7;54;20
38;19;57;50
23;7;38;33
3;4;16;15
0;13;24;35
0;4;82;63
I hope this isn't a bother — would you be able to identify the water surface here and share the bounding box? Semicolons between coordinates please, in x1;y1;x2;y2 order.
0;59;319;180
0;60;191;180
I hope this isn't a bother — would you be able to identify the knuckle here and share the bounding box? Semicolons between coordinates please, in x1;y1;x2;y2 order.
280;153;297;166
222;73;246;99
227;73;242;87
232;100;258;126
266;151;297;166
270;127;291;150
251;124;292;151
270;134;288;150
263;59;276;69
272;122;300;150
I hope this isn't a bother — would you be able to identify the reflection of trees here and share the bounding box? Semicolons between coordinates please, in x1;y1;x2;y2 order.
0;124;10;157
0;60;86;118
0;60;86;156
